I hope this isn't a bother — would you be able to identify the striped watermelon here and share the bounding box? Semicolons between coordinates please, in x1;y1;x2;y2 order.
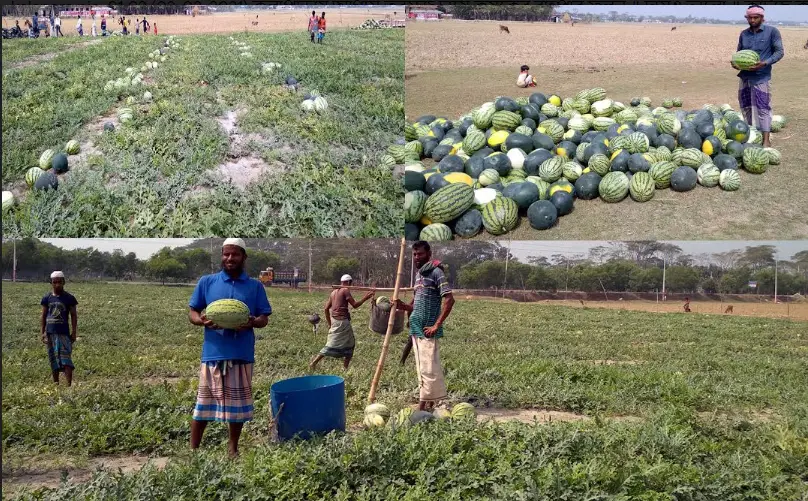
479;169;501;186
39;149;55;170
562;162;583;182
481;197;519;236
538;156;564;183
627;132;650;154
680;148;704;168
404;191;428;223
379;154;396;168
491;110;521;131
592;117;616;132
420;223;453;242
25;167;45;187
540;103;559;117
697;164;721;187
770;115;786;132
65;140;81;155
205;299;250;329
719;169;741;191
587;153;611;176
472;104;496;129
656;113;681;136
629;171;655;202
599;172;629;203
405;141;423;157
387;145;407;163
742;147;768;174
763;147;781;165
405;123;418;141
732;50;760;70
649;161;677;189
424;183;475;223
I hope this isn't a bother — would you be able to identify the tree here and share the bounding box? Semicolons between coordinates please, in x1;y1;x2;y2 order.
738;245;776;270
325;257;360;285
145;255;186;285
665;266;701;293
714;250;743;270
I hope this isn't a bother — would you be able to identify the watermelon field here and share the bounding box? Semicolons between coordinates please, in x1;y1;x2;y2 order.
1;27;404;238
3;282;807;498
404;21;808;241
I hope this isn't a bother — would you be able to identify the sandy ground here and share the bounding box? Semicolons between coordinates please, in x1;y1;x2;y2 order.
2;7;402;34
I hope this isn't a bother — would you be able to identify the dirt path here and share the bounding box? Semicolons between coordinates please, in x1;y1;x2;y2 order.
3;39;103;72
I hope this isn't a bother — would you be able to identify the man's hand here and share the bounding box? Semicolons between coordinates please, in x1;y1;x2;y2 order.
41;332;47;345
235;316;256;332
364;290;376;301
200;313;221;330
748;61;766;71
395;299;411;312
70;331;77;342
423;325;439;338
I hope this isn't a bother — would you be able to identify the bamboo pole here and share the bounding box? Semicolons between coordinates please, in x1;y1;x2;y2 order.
367;237;407;404
331;286;413;291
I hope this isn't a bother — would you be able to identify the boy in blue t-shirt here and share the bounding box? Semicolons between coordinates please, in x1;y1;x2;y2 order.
40;271;79;386
188;238;272;458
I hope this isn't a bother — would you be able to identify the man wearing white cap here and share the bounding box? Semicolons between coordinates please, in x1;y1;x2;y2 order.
188;238;272;458
309;274;374;371
40;271;79;386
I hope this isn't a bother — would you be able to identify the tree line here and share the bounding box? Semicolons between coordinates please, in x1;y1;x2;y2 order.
441;4;556;22
3;239;806;296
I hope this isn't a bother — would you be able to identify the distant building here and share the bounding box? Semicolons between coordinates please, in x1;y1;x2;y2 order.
408;9;443;21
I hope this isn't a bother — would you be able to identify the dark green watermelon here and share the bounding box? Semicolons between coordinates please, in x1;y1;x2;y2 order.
451;209;483;238
34;171;59;191
495;97;519;112
574;172;601;200
556;116;569;130
431;144;453;162
472;146;495;159
670;166;698;192
526;200;557;230
563;130;583;144
438;154;465;173
695;121;715;139
677;128;702;149
404;171;426;192
421;138;439;158
725;140;745;160
487;182;504;192
464;156;486;179
458;118;474;136
521;105;540;122
505;133;534;154
549;191;574;216
104;122;115;132
521;118;537;131
524;149;554;175
636;124;658;141
443;129;463;143
713;153;738;171
483;153;512;176
555;141;578;160
503;181;540;210
532;132;555;151
691;109;713;125
51;153;69;174
654;133;676;150
529;93;548;107
581;131;599;143
416;115;437;125
424;173;449;195
610;150;630;172
428;126;445;141
628;153;651;173
404;223;421;241
583;142;609;164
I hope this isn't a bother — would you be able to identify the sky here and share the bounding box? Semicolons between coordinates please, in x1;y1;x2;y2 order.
564;4;808;22
40;239;808;263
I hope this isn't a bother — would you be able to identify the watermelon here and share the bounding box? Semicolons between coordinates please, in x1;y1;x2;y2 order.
431;144;453;162
627;153;651;174
484;152;512;176
702;136;722;157
205;299;250;329
2;191;14;211
670;166;698;192
65;140;80;155
363;413;386;428
404;191;428;224
51;153;69;174
649;161;677;189
404;171;426;192
481;197;519;236
713;153;738;171
724;140;745;160
39;149;55;170
452;209;483;238
719;169;741;191
538;156;564;182
732;49;760;70
562;161;583;181
25;167;45;188
763;147;781;165
574;172;601;200
365;403;391;419
726;120;750;143
599;172;629;203
34;171;58;191
424;173;450;195
424;183;475;223
529;93;548;107
438;155;465;173
503;181;539;210
452;403;476;420
680;148;704;168
588;153;611;176
487;130;510;150
463;130;486;153
526;200;558;230
473;187;499;210
506;148;527;170
549;191;574;216
505;134;534;155
525;177;551;200
472;105;496;129
491;110;522;131
479;169;501;187
464;156;486;179
104;122;115;133
742;147;768;174
404;223;421;241
420;223;453;242
697;164;721;187
629;171;655;202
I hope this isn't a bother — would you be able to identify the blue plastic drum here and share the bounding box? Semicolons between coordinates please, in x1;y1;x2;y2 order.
270;375;346;441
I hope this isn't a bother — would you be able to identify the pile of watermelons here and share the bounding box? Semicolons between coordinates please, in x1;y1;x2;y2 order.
393;89;787;241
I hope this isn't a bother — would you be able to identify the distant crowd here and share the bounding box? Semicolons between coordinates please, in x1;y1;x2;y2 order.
11;10;159;38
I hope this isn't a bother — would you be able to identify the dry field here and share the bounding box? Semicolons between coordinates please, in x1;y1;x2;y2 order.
2;7;401;34
553;298;808;321
405;21;808;241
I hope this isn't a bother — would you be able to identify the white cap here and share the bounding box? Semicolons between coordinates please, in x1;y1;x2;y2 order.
222;238;246;251
341;274;353;282
50;271;65;279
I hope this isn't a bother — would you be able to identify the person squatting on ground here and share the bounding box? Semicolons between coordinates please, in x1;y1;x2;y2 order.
310;275;374;371
187;238;272;458
517;65;537;88
41;271;79;386
731;4;784;147
396;241;455;412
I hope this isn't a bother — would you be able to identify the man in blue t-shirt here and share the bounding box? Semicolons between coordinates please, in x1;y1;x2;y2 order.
40;271;79;386
731;5;784;147
188;238;272;457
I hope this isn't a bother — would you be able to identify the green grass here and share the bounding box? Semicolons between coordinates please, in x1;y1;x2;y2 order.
404;61;808;241
1;30;404;237
1;37;94;70
3;282;807;498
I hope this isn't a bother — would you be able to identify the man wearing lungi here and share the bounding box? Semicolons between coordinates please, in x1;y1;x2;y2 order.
396;241;455;411
309;274;374;371
188;238;272;458
731;5;784;148
41;271;78;386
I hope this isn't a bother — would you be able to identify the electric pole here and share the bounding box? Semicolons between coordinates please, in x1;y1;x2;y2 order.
308;239;312;294
774;259;778;304
662;258;667;301
13;238;17;282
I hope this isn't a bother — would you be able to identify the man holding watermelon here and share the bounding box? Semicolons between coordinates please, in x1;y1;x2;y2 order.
396;241;455;412
187;238;272;458
731;5;784;147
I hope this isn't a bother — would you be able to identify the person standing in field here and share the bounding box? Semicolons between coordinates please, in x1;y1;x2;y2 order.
75;15;83;36
309;274;374;371
730;5;784;147
395;241;455;412
135;17;140;35
54;14;62;37
142;17;149;35
41;271;79;386
317;12;326;43
100;15;106;36
154;22;157;35
187;238;271;458
308;10;319;43
91;14;97;37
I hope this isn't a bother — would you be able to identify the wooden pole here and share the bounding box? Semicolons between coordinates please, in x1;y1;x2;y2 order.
368;237;407;404
331;286;412;291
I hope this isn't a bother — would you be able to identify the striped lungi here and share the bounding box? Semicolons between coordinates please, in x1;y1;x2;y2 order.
46;333;74;372
738;79;772;132
193;361;254;423
412;336;447;402
319;319;355;358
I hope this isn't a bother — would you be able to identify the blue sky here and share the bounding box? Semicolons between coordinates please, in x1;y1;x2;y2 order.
564;4;808;22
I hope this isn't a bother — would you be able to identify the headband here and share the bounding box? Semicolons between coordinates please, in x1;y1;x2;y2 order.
746;6;764;17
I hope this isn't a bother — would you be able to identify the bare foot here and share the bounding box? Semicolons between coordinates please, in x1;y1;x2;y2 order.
228;448;239;459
